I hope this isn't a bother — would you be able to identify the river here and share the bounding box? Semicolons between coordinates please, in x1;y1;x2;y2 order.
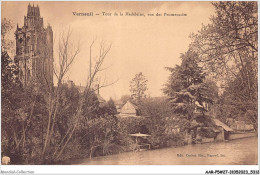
72;137;258;165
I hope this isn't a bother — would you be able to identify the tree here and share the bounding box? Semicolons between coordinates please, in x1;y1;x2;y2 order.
1;51;20;157
56;82;80;142
216;67;257;131
191;2;257;79
101;98;118;116
1;18;19;91
191;1;258;131
39;28;81;163
81;89;100;121
50;37;112;163
129;72;148;105
77;97;119;159
2;17;114;163
1;50;49;164
1;18;15;54
1;18;49;164
163;50;215;143
38;28;112;163
2;19;24;161
140;97;180;148
164;50;208;118
120;95;132;104
81;114;119;159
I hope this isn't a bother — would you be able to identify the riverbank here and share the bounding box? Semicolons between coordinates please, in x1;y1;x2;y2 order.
69;136;257;165
229;131;256;140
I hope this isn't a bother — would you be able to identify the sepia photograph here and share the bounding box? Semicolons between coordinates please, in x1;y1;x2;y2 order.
1;0;258;170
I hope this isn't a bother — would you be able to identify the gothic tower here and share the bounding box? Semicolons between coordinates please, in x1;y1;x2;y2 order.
15;4;53;87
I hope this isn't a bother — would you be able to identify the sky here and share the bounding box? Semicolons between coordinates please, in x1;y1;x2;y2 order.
2;1;215;100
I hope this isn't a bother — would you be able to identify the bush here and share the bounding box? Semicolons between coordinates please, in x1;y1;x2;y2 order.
197;127;217;138
148;133;186;149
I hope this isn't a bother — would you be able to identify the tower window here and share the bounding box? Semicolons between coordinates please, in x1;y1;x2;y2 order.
19;38;23;43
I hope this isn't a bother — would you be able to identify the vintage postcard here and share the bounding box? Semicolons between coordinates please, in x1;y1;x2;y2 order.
1;1;258;174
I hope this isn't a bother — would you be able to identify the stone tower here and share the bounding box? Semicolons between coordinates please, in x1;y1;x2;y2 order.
15;4;53;87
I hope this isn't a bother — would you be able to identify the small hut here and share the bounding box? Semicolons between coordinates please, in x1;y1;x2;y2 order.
212;119;233;141
119;100;140;117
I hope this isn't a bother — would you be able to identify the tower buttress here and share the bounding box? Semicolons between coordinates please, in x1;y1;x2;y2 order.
14;4;53;87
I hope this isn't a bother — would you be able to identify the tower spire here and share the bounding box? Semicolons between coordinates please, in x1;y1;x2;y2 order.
28;3;31;15
37;4;40;16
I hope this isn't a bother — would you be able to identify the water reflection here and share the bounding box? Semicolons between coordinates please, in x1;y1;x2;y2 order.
73;137;257;165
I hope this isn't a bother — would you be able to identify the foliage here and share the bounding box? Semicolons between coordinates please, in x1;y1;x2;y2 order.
191;1;258;131
77;114;120;158
120;95;132;104
82;89;100;120
140;98;168;143
197;127;217;138
100;98;118;116
140;97;186;148
162;134;186;148
1;51;49;164
116;117;147;151
1;51;21;109
163;50;210;121
1;51;22;157
130;72;148;105
216;68;257;130
56;82;80;142
117;117;145;135
163;49;218;144
191;1;257;80
1;18;117;164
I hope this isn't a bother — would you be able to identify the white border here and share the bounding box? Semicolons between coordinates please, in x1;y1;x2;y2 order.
1;165;259;174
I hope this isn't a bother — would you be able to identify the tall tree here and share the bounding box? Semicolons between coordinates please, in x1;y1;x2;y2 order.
191;1;258;131
1;50;48;164
130;72;148;105
217;66;257;131
163;50;215;142
43;34;112;163
191;2;257;79
1;51;20;155
164;50;209;118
